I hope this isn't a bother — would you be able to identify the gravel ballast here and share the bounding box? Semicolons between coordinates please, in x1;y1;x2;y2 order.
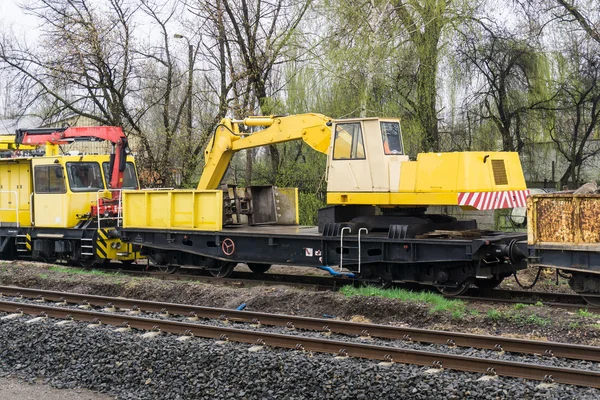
1;316;599;400
3;294;600;374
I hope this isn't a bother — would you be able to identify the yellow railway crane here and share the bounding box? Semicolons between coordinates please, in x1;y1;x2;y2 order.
198;113;526;212
122;113;528;290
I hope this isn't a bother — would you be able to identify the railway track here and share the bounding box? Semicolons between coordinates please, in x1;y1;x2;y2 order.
109;266;600;310
113;267;353;291
1;285;599;388
460;289;600;310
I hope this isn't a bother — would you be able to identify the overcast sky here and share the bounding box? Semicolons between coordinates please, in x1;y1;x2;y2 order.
0;1;37;34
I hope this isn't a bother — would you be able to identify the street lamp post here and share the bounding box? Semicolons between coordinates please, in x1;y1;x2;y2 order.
174;34;193;146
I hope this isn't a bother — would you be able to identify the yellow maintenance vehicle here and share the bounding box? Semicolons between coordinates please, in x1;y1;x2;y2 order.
120;113;529;294
0;126;141;267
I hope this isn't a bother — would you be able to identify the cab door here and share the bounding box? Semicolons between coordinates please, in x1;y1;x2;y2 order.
32;162;68;227
327;121;373;192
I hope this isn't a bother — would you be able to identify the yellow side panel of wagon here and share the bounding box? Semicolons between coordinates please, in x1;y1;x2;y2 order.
123;190;223;231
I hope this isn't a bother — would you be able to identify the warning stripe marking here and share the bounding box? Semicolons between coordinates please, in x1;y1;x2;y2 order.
95;229;110;259
25;233;32;251
457;190;529;210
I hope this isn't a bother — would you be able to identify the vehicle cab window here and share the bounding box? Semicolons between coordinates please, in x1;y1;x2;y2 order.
34;165;66;194
67;162;104;192
102;162;139;189
381;121;403;155
333;122;366;160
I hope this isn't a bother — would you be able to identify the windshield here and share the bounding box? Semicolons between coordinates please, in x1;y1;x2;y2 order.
67;162;104;192
102;162;139;189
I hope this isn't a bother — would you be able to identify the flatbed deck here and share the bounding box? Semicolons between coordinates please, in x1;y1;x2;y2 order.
121;224;526;284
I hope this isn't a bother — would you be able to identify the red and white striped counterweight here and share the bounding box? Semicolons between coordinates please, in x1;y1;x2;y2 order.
457;190;529;210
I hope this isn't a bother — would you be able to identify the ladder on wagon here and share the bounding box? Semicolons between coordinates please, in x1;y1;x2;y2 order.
339;227;368;274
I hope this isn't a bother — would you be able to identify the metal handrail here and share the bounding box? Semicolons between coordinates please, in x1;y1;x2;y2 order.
0;190;19;227
357;228;368;274
29;192;34;226
96;189;122;230
340;227;351;271
339;227;368;274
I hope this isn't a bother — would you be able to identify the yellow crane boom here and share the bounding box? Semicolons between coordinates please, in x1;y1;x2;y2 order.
198;113;332;190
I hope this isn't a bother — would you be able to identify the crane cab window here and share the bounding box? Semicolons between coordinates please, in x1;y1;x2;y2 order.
67;162;104;192
102;162;139;189
34;165;66;194
381;121;403;155
333;123;366;160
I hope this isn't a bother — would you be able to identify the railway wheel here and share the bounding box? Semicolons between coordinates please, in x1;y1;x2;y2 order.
247;263;271;274
208;261;236;278
581;295;600;307
474;277;504;290
435;279;473;297
79;258;96;269
157;264;180;274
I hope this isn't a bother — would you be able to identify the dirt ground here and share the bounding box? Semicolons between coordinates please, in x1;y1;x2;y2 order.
0;377;114;400
0;261;599;346
501;267;575;294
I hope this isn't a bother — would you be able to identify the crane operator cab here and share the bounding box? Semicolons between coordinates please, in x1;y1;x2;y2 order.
327;118;409;196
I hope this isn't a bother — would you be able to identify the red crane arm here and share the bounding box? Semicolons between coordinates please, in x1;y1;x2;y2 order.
15;126;129;189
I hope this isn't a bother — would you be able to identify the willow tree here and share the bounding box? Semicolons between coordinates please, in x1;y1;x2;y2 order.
391;0;445;151
457;21;551;153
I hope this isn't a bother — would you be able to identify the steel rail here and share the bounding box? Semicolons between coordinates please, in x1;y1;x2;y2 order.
0;300;598;389
98;266;599;309
458;294;600;311
1;285;599;363
114;269;341;291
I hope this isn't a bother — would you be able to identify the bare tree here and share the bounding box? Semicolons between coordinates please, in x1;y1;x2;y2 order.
555;0;600;45
190;0;312;184
549;38;600;188
457;21;550;152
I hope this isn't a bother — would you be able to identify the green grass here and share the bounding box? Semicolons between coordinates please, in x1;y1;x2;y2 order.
577;308;600;319
513;303;527;310
569;322;580;329
486;308;552;327
339;286;466;315
48;266;111;276
525;314;550;327
534;301;544;307
487;309;501;321
38;273;49;279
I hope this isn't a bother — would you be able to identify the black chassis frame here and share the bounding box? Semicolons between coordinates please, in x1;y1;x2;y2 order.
0;226;102;261
528;246;600;274
121;228;527;286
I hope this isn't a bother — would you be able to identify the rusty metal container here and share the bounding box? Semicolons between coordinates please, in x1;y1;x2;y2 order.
528;193;600;246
